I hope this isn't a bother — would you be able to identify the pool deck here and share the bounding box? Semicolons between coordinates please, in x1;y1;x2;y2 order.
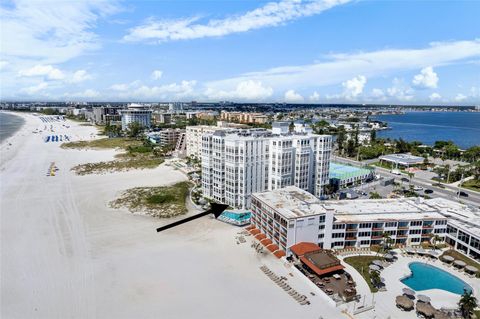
343;250;480;319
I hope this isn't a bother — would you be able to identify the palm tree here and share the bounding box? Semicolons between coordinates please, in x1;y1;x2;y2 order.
458;290;478;318
431;234;441;250
382;232;392;252
370;270;381;288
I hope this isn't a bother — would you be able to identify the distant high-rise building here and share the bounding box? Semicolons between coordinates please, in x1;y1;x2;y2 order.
119;104;152;130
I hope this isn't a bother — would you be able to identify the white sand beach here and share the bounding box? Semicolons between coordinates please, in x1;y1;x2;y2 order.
0;113;345;319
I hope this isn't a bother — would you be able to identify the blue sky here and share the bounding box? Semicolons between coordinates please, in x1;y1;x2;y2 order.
1;0;479;104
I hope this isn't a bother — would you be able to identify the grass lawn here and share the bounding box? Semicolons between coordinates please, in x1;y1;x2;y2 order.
441;249;480;278
110;181;191;218
343;255;384;292
474;310;480;319
461;179;480;192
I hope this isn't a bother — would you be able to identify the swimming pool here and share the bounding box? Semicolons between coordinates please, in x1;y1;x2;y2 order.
401;262;472;295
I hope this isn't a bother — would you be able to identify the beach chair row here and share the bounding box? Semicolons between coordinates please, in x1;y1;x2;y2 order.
260;265;310;306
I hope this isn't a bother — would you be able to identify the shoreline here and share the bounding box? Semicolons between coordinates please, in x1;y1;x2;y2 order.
0;114;346;319
0;111;26;143
0;112;39;170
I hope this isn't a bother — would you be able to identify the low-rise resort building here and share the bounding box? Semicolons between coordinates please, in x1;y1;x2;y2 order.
379;153;425;168
248;186;480;260
329;162;374;191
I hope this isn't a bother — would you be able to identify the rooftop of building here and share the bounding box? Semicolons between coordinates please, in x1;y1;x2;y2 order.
329;162;373;180
252;186;449;222
290;242;344;276
379;153;424;165
424;197;480;238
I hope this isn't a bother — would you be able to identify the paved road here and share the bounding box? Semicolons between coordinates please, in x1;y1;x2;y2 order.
334;156;480;207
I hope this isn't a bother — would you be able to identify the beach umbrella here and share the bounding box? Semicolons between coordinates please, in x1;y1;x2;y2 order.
453;260;466;268
369;264;381;272
465;265;478;273
416;301;436;318
372;260;383;267
442;255;454;262
417;248;427;254
396;295;414;310
434;311;450;319
402;287;416;297
384;253;394;260
417;294;431;303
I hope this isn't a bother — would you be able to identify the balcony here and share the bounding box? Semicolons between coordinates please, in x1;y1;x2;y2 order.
371;235;383;240
346;228;358;232
422;225;434;229
345;236;357;241
372;228;384;232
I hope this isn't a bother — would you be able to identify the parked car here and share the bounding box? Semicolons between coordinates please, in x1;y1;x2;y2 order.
457;191;469;197
424;189;434;194
413;186;423;191
401;177;409;183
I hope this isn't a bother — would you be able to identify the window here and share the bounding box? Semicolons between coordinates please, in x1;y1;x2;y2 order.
410;221;422;227
333;224;345;230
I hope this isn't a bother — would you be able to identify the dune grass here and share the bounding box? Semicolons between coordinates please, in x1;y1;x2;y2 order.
110;182;191;218
64;137;165;175
61;137;143;150
72;155;164;175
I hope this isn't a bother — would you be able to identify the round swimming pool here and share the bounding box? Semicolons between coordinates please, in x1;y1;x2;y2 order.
401;262;472;295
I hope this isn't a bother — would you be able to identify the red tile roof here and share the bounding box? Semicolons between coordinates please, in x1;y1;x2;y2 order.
250;229;260;235
290;242;321;257
300;257;345;276
266;244;279;253
260;238;273;246
255;233;266;240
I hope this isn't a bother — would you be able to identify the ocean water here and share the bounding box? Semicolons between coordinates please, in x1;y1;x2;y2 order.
0;112;25;143
375;111;480;149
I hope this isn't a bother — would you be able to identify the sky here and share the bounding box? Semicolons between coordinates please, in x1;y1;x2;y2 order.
0;0;479;104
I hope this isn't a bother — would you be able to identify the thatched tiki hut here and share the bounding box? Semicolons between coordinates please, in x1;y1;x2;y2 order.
395;295;414;311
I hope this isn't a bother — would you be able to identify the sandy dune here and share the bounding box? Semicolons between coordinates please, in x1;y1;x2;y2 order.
1;113;344;319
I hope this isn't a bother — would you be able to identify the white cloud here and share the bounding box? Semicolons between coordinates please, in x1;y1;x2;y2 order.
151;70;163;80
123;0;352;43
110;83;130;91
386;78;415;101
309;91;320;102
370;88;385;100
429;92;442;101
70;70;92;83
0;60;9;71
21;82;48;95
109;80;141;91
412;66;438;89
454;93;467;102
18;64;65;80
342;75;366;100
128;80;197;99
204;80;273;101
284;89;304;103
206;40;480;96
67;89;100;99
1;1;120;65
